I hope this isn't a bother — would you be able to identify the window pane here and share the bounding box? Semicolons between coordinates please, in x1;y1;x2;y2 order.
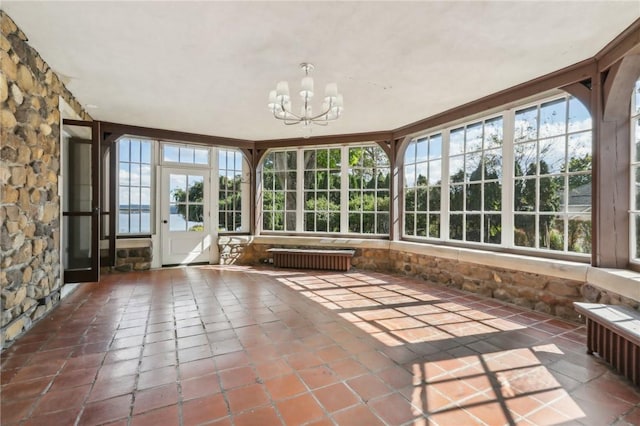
515;106;538;141
194;148;208;165
539;98;566;138
428;214;440;238
416;138;428;162
188;206;204;231
449;214;463;240
170;204;187;231
450;156;465;182
140;165;151;187
568;217;591;254
119;163;129;185
129;163;141;186
539;216;563;251
568;97;592;132
180;147;194;164
119;139;130;162
514;215;535;247
130;139;141;163
141;142;151;163
539;137;565;174
164;145;179;162
404;214;415;235
416;214;427;237
450;128;465;155
466;122;483;152
188;175;204;202
466;214;481;242
484;117;503;149
450;184;464;211
485;214;501;244
429;135;442;159
514;142;537;177
567;133;591;172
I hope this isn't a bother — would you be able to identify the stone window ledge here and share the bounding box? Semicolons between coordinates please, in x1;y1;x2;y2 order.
248;236;639;304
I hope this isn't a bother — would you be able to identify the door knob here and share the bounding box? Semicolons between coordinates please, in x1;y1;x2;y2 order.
162;220;168;224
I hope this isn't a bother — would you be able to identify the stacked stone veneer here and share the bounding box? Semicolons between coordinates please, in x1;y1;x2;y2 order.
0;12;90;347
228;240;638;322
111;245;152;273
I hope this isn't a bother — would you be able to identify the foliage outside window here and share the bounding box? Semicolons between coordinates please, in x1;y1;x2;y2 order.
262;150;297;231
348;146;390;234
218;149;243;232
304;148;342;232
118;138;152;234
169;174;205;232
631;78;640;262
261;144;390;235
513;96;592;253
450;118;503;244
404;134;442;238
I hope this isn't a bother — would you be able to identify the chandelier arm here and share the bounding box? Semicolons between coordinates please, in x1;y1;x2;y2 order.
308;107;338;121
272;110;303;121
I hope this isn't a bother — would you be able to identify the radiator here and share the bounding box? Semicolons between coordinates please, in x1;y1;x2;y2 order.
585;317;639;385
574;303;640;386
268;248;355;272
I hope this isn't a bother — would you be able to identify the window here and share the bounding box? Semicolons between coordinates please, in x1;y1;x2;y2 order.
513;97;591;253
218;149;243;232
348;146;390;234
303;148;341;232
404;134;442;238
631;78;640;262
450;118;503;244
163;144;209;165
402;93;592;256
118;138;152;234
262;150;297;231
260;144;390;235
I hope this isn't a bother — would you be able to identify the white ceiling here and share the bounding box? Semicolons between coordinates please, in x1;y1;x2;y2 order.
3;1;639;141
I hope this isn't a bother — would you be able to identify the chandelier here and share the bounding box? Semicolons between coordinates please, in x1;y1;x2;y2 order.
268;63;343;127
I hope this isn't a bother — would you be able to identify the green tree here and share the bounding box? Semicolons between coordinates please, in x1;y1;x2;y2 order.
172;181;203;223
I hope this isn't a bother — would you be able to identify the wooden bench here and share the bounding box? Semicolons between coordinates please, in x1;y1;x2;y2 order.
573;302;640;385
267;248;355;272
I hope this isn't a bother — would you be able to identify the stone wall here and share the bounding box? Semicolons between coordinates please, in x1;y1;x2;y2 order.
0;11;90;347
100;244;152;274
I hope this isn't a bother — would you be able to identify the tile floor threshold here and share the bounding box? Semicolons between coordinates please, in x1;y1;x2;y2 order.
1;265;639;426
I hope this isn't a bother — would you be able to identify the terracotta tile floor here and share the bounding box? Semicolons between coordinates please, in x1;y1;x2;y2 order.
1;265;639;425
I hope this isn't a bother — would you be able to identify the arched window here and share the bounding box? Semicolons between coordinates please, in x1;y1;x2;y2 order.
631;78;640;262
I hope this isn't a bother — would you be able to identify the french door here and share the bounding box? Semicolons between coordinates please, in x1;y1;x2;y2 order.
62;119;100;283
160;167;211;265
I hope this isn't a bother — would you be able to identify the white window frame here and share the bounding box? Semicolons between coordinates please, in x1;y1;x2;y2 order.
259;143;391;235
117;137;154;236
401;92;592;258
630;78;640;264
160;142;249;234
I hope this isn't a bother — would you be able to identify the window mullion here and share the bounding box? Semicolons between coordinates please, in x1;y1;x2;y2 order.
212;148;220;233
340;146;349;233
441;130;450;241
502;110;515;248
296;149;304;232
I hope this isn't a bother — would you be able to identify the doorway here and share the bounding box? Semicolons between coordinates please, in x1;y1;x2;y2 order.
160;167;211;265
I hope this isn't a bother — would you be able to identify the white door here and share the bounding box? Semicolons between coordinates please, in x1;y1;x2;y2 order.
161;167;211;265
